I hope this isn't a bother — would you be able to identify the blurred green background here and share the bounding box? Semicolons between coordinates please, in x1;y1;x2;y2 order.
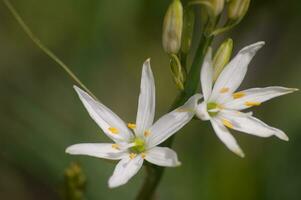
0;0;300;199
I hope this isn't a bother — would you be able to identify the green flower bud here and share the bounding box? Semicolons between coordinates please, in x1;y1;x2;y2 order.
62;162;86;200
170;54;185;90
162;0;183;54
227;0;250;21
181;8;195;54
209;0;225;16
213;38;233;81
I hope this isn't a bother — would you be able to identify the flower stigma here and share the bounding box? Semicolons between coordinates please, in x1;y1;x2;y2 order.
206;102;219;117
131;137;146;154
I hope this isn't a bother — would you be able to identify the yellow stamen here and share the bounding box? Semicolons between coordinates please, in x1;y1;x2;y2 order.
112;144;120;150
244;101;261;107
141;152;146;159
108;127;119;134
232;92;246;99
222;119;234;129
127;123;136;129
220;87;229;93
129;153;137;159
144;130;151;137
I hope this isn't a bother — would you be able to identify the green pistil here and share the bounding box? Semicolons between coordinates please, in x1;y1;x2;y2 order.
131;138;146;154
207;102;219;117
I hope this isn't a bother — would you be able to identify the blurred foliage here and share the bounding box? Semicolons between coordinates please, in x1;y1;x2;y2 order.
61;162;86;200
0;0;300;199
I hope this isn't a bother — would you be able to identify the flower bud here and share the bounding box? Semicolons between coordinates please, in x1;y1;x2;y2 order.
227;0;250;21
181;8;195;54
170;54;185;90
213;38;233;81
162;0;183;54
62;162;86;200
209;0;225;16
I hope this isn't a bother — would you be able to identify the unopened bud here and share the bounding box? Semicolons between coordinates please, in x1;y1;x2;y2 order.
213;38;233;81
162;0;183;54
170;54;185;90
62;162;86;200
181;8;195;54
209;0;225;16
228;0;250;21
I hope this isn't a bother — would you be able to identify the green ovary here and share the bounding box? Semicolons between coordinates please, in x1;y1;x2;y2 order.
207;102;219;117
131;138;146;153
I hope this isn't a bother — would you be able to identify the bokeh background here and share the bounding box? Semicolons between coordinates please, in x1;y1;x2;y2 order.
0;0;300;199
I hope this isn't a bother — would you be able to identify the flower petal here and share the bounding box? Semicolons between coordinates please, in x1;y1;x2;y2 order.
135;59;156;136
74;86;133;142
145;147;181;167
219;110;289;141
201;48;214;101
210;42;265;103
210;119;245;157
196;101;211;121
65;143;127;160
147;94;202;148
108;154;144;188
224;86;298;110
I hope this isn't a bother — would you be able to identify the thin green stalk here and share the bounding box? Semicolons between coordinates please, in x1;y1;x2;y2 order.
136;32;213;200
2;0;98;100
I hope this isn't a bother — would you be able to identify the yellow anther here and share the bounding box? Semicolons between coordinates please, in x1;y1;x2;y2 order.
112;144;120;150
220;87;230;93
141;152;146;159
144;130;151;137
129;153;137;159
222;119;234;129
108;127;119;134
244;101;261;107
127;123;136;129
232;92;246;99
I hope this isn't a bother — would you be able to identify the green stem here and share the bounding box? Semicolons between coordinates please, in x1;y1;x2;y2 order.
2;0;98;100
136;32;213;200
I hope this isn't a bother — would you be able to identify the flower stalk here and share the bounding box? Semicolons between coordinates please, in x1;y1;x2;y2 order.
2;0;98;101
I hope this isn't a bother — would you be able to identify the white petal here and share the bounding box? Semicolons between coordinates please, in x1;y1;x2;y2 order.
108;154;144;188
224;86;298;110
195;101;211;121
210;42;265;103
145;147;181;167
210;119;245;157
135;59;156;136
74;86;133;142
147;94;202;148
201;48;213;101
219;110;289;141
65;143;127;160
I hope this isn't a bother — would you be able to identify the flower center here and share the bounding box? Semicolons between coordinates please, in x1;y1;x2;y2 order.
130;138;146;154
207;102;219;117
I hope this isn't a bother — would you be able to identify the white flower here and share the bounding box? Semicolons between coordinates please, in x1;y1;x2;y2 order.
196;42;298;157
66;59;201;188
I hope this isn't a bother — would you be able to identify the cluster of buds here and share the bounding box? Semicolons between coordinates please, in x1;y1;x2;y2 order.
162;0;186;90
162;0;251;90
61;162;86;200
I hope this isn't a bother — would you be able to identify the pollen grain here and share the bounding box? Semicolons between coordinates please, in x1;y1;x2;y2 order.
108;127;119;134
232;92;246;99
244;101;261;107
222;119;234;129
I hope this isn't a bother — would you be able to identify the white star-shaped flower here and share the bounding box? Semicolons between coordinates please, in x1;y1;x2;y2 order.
196;41;298;157
66;59;201;188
